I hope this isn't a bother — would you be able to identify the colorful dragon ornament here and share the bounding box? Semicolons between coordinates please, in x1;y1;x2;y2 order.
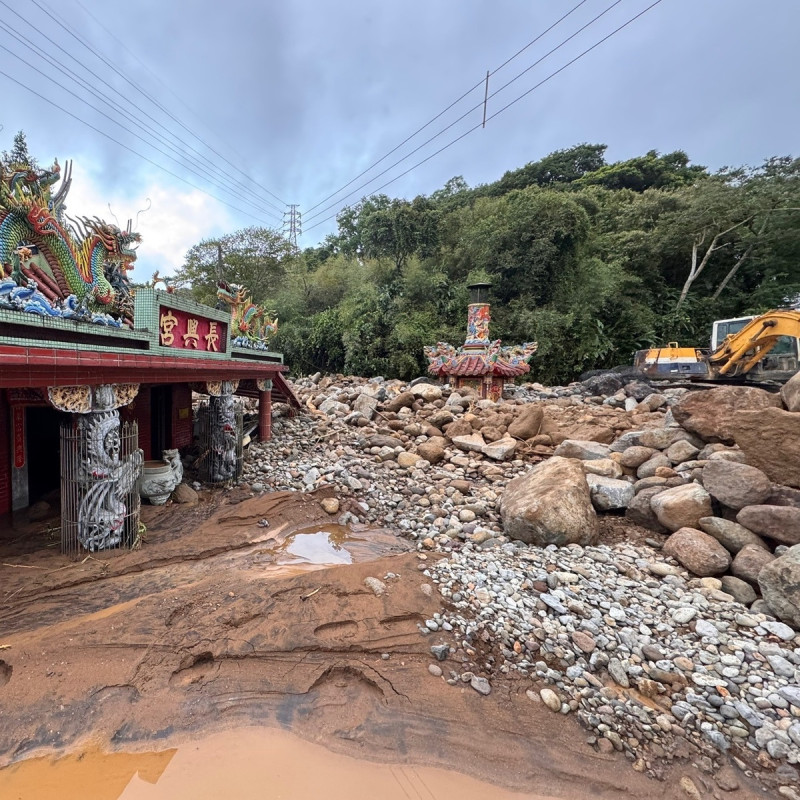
0;153;141;326
216;280;278;349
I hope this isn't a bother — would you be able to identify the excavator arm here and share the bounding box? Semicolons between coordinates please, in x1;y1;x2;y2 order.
708;310;800;375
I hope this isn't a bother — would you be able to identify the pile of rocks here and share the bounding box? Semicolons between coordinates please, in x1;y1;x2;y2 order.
424;536;800;780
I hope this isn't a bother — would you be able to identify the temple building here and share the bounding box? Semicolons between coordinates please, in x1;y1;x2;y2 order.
424;282;538;400
0;149;297;554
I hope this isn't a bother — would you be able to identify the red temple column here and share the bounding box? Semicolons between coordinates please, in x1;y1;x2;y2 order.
258;388;272;442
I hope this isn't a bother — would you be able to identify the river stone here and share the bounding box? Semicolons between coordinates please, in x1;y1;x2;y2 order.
582;458;624;479
171;483;199;505
731;544;775;585
651;483;713;532
619;446;657;468
552;439;611;461
470;675;492;696
731;408;800;488
781;369;800;412
507;404;544;440
540;687;562;712
662;527;732;576
411;383;442;402
666;439;700;465
353;392;378;419
417;437;447;464
758;544;800;628
481;437;518;461
384;391;415;412
397;452;420;468
500;456;599;547
585;473;635;511
626;487;669;533
697;516;769;554
737;505;800;545
452;433;487;453
637;453;671;479
671;386;782;444
720;575;757;606
702;461;772;510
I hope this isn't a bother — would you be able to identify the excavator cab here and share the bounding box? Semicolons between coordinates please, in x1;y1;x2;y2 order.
712;315;799;377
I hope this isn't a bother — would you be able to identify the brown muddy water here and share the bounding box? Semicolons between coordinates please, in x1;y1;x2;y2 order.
0;727;556;800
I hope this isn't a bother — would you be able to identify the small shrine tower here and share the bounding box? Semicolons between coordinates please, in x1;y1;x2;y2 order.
424;282;537;401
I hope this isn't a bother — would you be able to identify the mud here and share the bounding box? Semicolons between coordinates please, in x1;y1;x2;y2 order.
0;490;763;799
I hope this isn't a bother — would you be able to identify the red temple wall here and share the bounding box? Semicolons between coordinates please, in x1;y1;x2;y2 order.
171;383;193;449
0;392;10;516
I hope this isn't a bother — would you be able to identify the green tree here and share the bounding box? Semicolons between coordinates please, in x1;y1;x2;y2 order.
175;226;293;307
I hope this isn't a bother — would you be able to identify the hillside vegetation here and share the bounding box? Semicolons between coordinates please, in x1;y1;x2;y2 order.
177;144;800;384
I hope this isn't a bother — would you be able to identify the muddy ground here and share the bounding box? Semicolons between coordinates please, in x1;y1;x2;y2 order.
0;490;767;799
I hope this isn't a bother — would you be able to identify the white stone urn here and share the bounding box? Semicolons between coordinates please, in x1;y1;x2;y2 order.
139;451;182;505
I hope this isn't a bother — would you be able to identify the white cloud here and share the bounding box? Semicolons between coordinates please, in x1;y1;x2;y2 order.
62;162;236;281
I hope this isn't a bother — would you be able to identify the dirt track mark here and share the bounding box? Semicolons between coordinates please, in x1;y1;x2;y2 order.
0;661;11;687
314;620;359;640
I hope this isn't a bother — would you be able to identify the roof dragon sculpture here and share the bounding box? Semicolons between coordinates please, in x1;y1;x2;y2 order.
0;150;141;326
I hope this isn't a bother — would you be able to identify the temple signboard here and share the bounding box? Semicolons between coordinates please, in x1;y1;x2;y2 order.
159;306;227;353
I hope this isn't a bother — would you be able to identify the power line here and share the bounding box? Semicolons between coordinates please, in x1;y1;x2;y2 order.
304;0;665;234
30;0;288;209
0;67;281;226
0;21;283;221
304;0;625;226
0;0;286;215
304;0;594;215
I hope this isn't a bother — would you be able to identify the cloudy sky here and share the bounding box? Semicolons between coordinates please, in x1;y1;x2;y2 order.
1;0;798;278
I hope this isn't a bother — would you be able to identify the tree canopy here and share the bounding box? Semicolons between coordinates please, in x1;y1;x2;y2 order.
177;144;800;384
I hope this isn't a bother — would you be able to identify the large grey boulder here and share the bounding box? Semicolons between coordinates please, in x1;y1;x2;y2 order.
731;408;800;489
731;544;775;586
626;487;669;532
662;527;732;577
736;505;800;546
671;386;782;444
781;370;800;412
701;461;772;510
650;483;713;532
585;474;635;511
758;544;800;628
500;457;599;547
697;516;769;554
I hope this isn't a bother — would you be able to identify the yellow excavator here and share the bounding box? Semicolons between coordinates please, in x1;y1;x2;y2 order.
634;309;800;383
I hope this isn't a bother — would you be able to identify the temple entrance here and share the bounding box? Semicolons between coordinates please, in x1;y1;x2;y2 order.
26;406;63;505
150;385;173;457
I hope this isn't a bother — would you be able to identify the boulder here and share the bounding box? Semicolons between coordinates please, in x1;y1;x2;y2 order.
352;392;378;419
736;505;800;545
701;461;772;510
552;439;611;461
171;483;198;505
367;434;402;449
731;408;800;488
720;575;757;606
428;408;454;428
662;527;732;577
397;452;421;468
766;484;800;508
619;446;657;468
637;453;671;479
697;516;769;554
479;425;505;443
665;440;700;465
585;474;635;511
417;437;447;464
319;397;349;416
444;418;473;439
500;457;599;547
638;429;688;451
452;433;486;453
758;544;800;628
384;391;415;412
781;370;800;412
411;383;442;402
625;487;669;533
481;437;518;461
610;431;646;452
671;386;782;444
581;372;624;396
582;458;624;479
507;404;544;440
731;544;775;585
651;483;713;532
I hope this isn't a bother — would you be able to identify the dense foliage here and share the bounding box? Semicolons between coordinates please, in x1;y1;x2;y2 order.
178;144;800;384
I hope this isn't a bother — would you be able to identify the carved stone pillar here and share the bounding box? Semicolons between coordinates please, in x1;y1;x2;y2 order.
208;380;237;482
49;384;142;552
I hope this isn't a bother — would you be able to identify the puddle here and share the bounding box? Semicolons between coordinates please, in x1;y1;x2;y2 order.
0;727;552;799
281;526;353;565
